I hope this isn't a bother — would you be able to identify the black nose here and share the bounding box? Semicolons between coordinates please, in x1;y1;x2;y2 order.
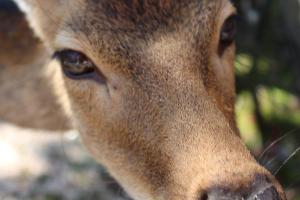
247;185;280;200
200;176;282;200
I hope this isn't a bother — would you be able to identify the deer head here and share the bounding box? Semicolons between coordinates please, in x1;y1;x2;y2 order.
14;0;286;199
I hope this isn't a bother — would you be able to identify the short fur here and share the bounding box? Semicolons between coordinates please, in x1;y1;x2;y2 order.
1;0;286;199
0;2;69;130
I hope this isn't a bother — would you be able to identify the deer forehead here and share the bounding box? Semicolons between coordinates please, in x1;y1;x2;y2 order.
54;0;234;76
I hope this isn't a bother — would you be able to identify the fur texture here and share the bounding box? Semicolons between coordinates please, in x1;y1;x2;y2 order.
2;0;286;199
0;2;69;130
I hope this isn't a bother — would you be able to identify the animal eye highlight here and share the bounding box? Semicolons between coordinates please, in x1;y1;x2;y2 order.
53;50;96;79
219;14;237;54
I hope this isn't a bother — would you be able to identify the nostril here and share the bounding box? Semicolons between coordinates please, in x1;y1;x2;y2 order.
248;175;282;200
198;186;281;200
199;192;208;200
249;186;280;200
198;175;283;200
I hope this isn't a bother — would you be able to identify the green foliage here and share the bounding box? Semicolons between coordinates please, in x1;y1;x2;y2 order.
234;0;300;197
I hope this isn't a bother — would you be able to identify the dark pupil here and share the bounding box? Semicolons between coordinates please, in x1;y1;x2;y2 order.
221;16;237;44
61;51;94;75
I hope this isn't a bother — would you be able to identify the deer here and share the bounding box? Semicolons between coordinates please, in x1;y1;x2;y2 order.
0;0;287;199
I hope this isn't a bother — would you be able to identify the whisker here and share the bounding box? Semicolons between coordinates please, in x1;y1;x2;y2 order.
259;128;299;164
262;156;278;171
59;130;69;161
273;146;300;175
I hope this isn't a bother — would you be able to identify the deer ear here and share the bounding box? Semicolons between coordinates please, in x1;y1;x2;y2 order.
13;0;66;42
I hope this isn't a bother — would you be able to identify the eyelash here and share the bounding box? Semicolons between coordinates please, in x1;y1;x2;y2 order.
53;50;106;83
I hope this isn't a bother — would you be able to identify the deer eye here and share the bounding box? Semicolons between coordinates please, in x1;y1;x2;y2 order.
219;14;237;54
53;50;96;79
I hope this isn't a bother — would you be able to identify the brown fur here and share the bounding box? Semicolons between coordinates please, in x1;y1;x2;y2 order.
0;4;69;130
1;0;286;199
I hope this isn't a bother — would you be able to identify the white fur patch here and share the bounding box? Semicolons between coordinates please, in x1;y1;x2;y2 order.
12;0;32;14
55;31;83;51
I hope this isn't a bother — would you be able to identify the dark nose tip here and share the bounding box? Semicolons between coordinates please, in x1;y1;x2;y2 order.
199;175;282;200
247;185;280;200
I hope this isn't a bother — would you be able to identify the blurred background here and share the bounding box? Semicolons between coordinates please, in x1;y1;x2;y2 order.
0;0;300;199
234;0;300;199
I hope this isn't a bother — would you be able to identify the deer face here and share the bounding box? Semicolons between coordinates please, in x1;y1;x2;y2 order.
14;0;286;199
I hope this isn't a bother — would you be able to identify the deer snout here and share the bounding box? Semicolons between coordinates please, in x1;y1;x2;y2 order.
199;175;284;200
